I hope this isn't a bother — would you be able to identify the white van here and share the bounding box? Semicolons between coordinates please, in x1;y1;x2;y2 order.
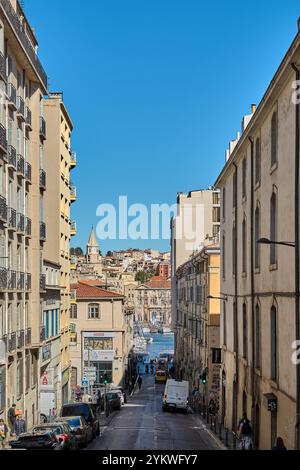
162;379;189;413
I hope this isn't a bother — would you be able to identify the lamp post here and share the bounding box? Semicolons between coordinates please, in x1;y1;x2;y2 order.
207;295;228;301
257;237;300;448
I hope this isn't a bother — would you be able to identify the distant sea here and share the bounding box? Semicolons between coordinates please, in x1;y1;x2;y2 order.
146;333;174;360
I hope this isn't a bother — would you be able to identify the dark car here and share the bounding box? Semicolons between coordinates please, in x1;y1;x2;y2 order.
32;423;77;450
61;403;100;438
10;432;60;450
57;416;93;448
106;392;121;411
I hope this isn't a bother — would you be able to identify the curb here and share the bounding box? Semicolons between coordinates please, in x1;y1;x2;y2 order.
191;413;227;450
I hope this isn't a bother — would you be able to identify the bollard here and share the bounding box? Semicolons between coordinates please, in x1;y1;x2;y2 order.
225;428;229;447
233;433;237;450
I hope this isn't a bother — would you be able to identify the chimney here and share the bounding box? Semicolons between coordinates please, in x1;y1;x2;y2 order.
251;104;257;114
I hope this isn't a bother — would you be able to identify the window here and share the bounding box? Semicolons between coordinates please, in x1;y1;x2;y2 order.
213;206;220;223
232;224;236;276
213;192;220;205
255;205;260;269
223;301;227;346
242;158;247;198
255;138;261;184
242;217;247;274
271;111;278;167
222;233;226;279
88;303;100;319
233;302;237;353
242;303;247;359
270;192;277;265
270;306;277;380
255;304;261;369
222;187;226;220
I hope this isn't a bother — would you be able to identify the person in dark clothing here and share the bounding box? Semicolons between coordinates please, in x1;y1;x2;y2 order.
7;404;16;436
272;437;287;450
138;376;143;390
13;414;27;437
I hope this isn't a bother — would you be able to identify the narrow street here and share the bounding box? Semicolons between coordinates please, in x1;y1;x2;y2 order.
87;375;223;451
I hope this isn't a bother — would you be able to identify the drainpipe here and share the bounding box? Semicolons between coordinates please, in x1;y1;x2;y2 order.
233;162;239;430
291;62;300;450
249;137;256;433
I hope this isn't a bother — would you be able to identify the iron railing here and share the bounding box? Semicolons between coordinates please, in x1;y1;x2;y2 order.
25;106;32;128
7;82;16;107
17;154;25;176
0;123;7;153
0;267;7;289
25;217;31;237
17;271;25;290
17;95;25;118
0;195;7;222
17;213;25;233
40;274;46;291
25;162;32;182
8;207;16;230
25;327;31;346
26;273;31;290
40;116;46;139
7;270;16;289
0;0;47;89
40;326;46;343
40;222;46;241
8;145;16;168
0;51;7;82
8;332;16;353
40;169;46;189
17;330;25;349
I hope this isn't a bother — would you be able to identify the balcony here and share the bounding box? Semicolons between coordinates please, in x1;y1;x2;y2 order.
70;289;77;304
17;154;25;177
25;217;31;238
17;272;25;290
17;330;25;349
25;273;31;291
40;326;46;343
70;221;77;236
70;151;77;168
40;274;46;292
70;256;77;270
0;123;7;155
39;169;46;190
7;145;16;169
25;106;32;130
16;95;25;121
40;116;46;140
7;270;16;290
7;82;17;109
25;328;31;346
8;332;16;353
25;162;32;183
0;51;7;82
17;212;25;234
8;207;16;231
40;221;46;241
0;195;7;223
0;267;7;289
70;186;77;203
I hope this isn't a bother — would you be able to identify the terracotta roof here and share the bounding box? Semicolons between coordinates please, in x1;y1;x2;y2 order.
71;282;124;299
144;276;171;289
79;280;107;287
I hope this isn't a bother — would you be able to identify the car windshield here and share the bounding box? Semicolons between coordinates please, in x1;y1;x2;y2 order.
67;418;81;427
106;393;117;399
62;405;92;421
33;426;62;435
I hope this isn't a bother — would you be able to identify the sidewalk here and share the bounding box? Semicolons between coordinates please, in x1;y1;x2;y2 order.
191;410;238;450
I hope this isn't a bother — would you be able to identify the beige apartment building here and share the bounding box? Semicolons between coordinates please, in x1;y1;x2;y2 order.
215;21;300;450
43;93;76;405
69;281;133;390
0;0;49;427
176;245;221;409
135;276;171;326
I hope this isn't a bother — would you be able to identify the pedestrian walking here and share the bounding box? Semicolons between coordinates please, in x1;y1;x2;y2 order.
13;414;27;437
237;413;253;450
272;437;287;451
0;419;8;450
138;376;143;390
7;404;16;437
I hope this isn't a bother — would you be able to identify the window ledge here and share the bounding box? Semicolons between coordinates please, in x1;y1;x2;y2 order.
269;263;278;272
270;161;278;175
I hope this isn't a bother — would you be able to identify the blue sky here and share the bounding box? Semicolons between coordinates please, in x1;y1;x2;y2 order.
26;0;300;254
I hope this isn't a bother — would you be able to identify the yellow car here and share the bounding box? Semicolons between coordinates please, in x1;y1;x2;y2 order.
155;370;168;384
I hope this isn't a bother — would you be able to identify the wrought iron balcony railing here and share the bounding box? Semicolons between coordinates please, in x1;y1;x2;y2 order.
25;162;32;182
17;95;25;119
40;274;46;291
17;154;25;176
17;330;25;349
40;325;46;343
0;195;7;223
7;270;16;289
40;222;46;241
0;51;7;82
39;169;46;190
25;106;32;128
25;217;31;237
40;116;46;139
17;212;25;233
8;332;16;353
8;207;16;230
8;145;16;168
17;272;25;290
7;82;17;107
26;273;32;290
0;0;48;90
0;123;7;154
0;267;7;289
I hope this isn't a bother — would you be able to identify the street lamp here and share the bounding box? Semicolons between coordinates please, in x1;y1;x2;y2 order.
207;295;228;302
257;238;295;248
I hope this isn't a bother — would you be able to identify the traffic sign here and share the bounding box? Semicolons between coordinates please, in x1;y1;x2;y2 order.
81;378;89;387
83;367;96;373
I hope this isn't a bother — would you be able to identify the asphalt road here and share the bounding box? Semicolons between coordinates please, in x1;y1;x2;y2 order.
87;375;223;451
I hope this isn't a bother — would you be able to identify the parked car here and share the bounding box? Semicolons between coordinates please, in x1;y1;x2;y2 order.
32;423;77;450
106;392;121;411
57;416;93;448
61;402;100;438
112;386;127;403
10;432;61;450
155;369;168;384
110;389;125;406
